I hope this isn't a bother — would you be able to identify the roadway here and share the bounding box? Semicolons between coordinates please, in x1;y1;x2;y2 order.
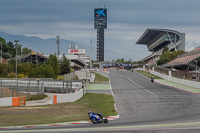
2;70;200;133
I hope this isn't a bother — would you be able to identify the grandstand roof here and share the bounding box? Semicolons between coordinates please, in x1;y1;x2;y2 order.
20;52;48;64
136;28;182;45
163;48;200;67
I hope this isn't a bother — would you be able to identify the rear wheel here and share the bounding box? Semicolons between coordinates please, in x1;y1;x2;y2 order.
103;118;108;123
91;118;98;124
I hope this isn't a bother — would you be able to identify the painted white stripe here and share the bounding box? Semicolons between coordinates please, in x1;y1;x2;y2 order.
144;89;158;97
127;78;144;89
109;73;158;98
127;77;158;98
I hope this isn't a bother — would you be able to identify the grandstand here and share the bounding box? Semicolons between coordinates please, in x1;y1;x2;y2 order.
136;28;185;67
20;51;48;64
163;47;200;71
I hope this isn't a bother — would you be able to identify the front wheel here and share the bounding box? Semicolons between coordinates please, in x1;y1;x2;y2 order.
91;118;98;124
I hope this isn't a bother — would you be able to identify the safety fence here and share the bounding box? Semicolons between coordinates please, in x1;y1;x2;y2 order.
0;78;88;98
0;79;44;98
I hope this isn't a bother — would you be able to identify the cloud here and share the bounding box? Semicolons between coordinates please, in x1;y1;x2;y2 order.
1;0;200;61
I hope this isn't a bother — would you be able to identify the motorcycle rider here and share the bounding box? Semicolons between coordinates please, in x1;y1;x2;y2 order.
88;111;103;118
151;76;154;83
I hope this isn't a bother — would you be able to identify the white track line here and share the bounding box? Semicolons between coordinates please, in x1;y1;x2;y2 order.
127;77;158;98
109;73;158;98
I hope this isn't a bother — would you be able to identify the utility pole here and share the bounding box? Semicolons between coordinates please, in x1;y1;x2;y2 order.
90;40;92;69
56;36;60;59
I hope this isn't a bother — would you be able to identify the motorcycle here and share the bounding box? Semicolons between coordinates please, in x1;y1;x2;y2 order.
88;111;108;124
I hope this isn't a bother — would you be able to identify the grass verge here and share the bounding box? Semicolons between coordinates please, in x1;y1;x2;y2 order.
90;71;109;83
0;93;117;127
136;70;161;79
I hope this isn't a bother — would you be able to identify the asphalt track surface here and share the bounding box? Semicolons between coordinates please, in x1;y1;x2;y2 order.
2;71;200;133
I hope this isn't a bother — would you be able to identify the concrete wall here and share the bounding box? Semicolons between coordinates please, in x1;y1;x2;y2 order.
53;89;84;103
150;70;200;89
0;97;12;107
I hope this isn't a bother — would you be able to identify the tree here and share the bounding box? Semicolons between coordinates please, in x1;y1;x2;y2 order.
116;58;125;63
7;59;16;69
0;62;14;77
29;64;56;78
22;47;32;55
47;54;59;78
17;63;34;77
157;50;184;65
60;54;71;74
2;53;12;59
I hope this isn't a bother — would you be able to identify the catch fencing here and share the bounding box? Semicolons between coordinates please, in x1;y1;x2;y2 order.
0;78;87;98
0;78;45;99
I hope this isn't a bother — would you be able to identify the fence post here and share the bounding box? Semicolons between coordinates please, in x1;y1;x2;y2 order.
12;86;14;97
27;83;29;99
28;80;30;96
62;81;64;94
169;71;171;77
66;81;69;93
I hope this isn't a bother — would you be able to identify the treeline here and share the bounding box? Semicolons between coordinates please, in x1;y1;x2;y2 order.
0;37;32;59
0;54;71;79
111;58;144;64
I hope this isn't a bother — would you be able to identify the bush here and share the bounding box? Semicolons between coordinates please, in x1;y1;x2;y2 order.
18;74;26;78
7;73;16;78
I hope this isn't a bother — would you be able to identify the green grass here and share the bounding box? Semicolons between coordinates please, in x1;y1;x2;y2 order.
136;70;161;79
0;93;117;127
91;71;109;83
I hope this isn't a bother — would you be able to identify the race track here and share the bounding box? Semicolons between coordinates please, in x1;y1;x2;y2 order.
2;70;200;133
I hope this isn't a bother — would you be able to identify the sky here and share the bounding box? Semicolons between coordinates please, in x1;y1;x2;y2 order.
1;0;200;61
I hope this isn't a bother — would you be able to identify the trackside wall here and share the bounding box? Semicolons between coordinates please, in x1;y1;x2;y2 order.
150;70;200;89
0;97;12;106
52;89;83;104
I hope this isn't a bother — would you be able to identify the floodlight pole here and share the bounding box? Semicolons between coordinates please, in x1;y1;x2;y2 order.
90;40;92;69
15;40;19;79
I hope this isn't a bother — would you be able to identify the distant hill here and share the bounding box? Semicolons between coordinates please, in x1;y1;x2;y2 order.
0;31;124;61
0;31;90;55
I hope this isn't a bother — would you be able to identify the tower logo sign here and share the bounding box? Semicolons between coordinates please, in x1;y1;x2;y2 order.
94;8;107;21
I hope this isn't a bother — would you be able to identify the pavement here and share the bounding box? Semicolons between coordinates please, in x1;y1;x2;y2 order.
26;93;55;106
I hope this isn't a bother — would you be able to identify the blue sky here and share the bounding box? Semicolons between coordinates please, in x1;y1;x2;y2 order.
0;0;200;61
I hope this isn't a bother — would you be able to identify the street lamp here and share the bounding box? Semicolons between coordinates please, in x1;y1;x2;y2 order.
0;42;2;63
14;40;19;79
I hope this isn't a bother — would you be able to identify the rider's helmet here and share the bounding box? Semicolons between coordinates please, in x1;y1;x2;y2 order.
88;111;92;114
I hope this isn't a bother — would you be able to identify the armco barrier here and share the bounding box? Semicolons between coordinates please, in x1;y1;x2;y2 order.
52;89;83;104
